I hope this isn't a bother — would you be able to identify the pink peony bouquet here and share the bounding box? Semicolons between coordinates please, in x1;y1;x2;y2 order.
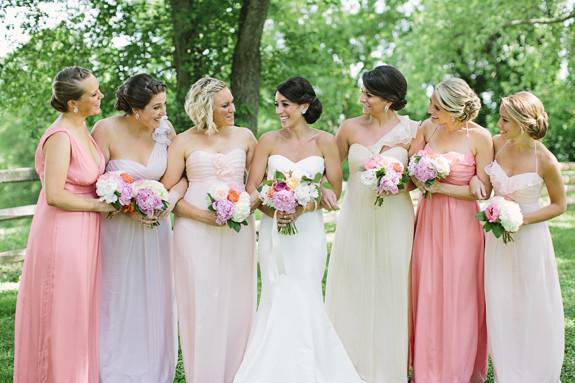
96;171;169;227
258;170;323;235
207;181;251;232
360;154;409;206
408;150;451;197
476;196;523;244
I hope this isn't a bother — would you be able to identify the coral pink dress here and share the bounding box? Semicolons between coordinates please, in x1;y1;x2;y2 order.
14;125;105;383
410;144;487;383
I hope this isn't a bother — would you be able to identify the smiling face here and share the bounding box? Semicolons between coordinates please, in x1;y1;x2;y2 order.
134;91;167;130
427;94;453;126
212;87;235;128
275;91;307;129
359;86;389;116
497;104;522;139
70;75;103;117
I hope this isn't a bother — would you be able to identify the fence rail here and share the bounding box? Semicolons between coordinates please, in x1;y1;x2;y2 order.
1;163;574;263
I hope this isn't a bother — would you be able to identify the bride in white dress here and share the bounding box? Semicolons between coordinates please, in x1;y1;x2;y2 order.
233;77;363;382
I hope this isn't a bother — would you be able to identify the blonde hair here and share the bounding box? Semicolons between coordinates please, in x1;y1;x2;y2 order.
501;91;548;140
434;78;481;122
184;77;227;135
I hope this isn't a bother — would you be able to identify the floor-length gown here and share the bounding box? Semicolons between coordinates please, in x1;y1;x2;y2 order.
410;145;488;383
484;157;564;383
14;125;105;383
326;116;417;383
233;154;364;383
99;125;177;382
173;148;256;383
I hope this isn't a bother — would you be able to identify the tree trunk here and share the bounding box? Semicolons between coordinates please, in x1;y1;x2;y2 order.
230;0;271;135
169;0;198;131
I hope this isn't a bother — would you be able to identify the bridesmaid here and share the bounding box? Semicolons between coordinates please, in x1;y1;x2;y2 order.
325;65;418;382
410;78;493;383
484;91;565;382
14;67;114;382
161;77;257;383
92;74;181;382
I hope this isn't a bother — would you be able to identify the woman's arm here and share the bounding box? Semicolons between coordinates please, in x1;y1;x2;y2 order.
44;132;113;212
161;134;187;190
522;149;566;225
92;120;111;163
246;133;274;216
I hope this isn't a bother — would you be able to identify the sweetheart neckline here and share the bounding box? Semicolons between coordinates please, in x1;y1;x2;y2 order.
491;160;542;181
188;148;246;157
268;154;324;164
108;142;159;168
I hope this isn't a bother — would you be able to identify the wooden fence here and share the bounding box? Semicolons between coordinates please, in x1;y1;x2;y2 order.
1;164;575;264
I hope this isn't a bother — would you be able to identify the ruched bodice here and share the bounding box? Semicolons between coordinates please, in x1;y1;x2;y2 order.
424;144;476;186
485;160;543;213
184;149;247;210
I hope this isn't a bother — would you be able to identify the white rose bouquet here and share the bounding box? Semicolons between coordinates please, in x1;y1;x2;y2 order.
476;196;523;244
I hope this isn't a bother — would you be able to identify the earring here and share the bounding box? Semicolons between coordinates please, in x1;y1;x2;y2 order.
73;106;79;114
135;112;140;120
301;108;307;115
384;104;390;113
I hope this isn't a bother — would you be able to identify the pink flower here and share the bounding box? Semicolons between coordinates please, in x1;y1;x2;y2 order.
212;199;235;225
271;189;297;213
363;154;387;170
485;203;501;223
273;182;290;192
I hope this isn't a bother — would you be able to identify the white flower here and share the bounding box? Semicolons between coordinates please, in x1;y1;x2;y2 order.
294;183;318;206
209;181;230;201
431;156;451;177
291;169;306;180
96;177;120;203
232;193;251;222
498;199;523;232
259;185;273;207
360;169;378;190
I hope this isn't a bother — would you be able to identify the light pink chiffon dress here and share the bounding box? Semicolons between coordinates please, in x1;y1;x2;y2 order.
14;125;105;383
410;144;488;383
173;149;256;383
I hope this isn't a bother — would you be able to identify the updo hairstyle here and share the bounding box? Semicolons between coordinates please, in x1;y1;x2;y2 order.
501;91;548;140
276;76;322;124
115;73;166;114
50;66;93;113
362;65;408;110
434;78;481;122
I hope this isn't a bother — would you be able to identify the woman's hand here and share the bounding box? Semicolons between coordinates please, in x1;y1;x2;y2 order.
320;187;339;210
469;175;487;200
412;178;441;195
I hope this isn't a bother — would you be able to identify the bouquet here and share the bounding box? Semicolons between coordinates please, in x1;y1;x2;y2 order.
360;154;409;206
476;196;523;244
207;182;251;232
96;171;169;227
258;170;323;235
408;150;451;197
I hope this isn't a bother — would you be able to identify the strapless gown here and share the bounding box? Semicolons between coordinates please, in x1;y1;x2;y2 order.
484;161;564;382
173;148;256;383
233;154;363;383
326;116;417;383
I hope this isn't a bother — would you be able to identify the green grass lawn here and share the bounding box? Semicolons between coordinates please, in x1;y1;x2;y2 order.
1;206;574;381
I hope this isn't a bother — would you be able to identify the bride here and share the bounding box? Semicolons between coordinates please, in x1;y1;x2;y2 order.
233;77;363;382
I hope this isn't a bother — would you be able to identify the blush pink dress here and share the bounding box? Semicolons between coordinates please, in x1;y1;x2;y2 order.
14;125;105;383
173;149;256;383
410;144;488;383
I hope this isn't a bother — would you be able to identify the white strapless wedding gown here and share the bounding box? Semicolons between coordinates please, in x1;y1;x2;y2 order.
233;155;363;383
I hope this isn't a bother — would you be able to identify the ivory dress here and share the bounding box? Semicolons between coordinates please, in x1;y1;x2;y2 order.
99;125;177;382
326;116;417;382
484;152;564;382
173;148;256;383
